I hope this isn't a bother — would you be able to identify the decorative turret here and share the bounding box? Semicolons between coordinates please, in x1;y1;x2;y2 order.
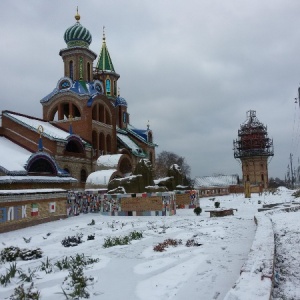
233;110;274;189
64;9;92;49
60;9;97;82
94;27;120;97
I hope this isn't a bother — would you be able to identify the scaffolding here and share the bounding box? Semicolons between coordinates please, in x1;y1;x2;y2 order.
233;110;274;159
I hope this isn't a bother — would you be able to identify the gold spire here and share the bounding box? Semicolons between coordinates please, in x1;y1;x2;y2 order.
103;26;106;42
75;6;80;22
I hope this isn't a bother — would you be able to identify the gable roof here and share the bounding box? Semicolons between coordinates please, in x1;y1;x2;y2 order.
117;132;146;158
4;111;86;143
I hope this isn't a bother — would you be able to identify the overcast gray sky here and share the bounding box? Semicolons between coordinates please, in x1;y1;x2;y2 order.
1;0;300;180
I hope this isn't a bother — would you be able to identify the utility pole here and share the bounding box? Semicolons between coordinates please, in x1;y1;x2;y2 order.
290;153;294;188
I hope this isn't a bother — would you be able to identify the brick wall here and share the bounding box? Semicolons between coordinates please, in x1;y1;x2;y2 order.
0;191;67;233
121;196;163;212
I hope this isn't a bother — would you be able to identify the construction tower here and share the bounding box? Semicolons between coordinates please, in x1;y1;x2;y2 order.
233;110;274;189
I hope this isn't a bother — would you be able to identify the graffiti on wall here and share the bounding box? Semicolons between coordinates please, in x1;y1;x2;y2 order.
0;205;27;223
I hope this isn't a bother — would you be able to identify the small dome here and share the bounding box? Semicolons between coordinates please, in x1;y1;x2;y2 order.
64;14;92;48
115;96;127;107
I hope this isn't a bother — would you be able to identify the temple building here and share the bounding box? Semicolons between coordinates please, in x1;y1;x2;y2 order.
0;11;156;190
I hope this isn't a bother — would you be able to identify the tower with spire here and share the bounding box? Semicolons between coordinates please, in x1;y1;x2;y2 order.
94;27;120;97
37;9;156;184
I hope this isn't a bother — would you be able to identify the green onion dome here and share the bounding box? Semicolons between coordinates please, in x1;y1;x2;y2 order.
64;11;92;48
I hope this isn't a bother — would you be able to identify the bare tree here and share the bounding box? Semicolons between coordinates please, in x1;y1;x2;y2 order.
155;151;191;181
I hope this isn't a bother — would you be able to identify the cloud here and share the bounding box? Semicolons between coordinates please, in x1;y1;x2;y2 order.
1;0;300;179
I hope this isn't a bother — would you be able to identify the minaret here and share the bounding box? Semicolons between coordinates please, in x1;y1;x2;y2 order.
233;110;274;189
94;27;120;97
59;8;97;82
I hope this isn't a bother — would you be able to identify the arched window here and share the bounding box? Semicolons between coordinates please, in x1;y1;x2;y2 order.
27;158;56;175
106;135;112;154
99;132;105;154
69;61;74;80
106;109;111;125
80;169;87;183
113;80;117;96
87;62;91;81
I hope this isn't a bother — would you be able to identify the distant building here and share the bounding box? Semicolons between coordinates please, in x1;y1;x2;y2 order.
233;110;274;189
194;175;240;197
0;11;156;189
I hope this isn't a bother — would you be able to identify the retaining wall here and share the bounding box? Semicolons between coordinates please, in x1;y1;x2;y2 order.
0;189;67;233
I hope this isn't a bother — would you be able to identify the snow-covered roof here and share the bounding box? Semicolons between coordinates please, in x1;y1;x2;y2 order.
86;170;117;186
194;175;239;188
117;133;146;157
0;176;77;184
4;112;72;141
0;137;31;173
97;154;123;168
0;188;66;195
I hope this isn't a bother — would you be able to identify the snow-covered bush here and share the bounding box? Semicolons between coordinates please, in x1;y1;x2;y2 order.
61;233;83;247
0;246;20;262
1;246;42;262
19;248;42;261
9;283;40;300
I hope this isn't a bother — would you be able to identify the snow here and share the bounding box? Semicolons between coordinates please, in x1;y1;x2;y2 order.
0;187;298;299
117;133;144;155
5;112;71;141
97;154;122;168
0;176;77;183
0;137;31;172
194;175;239;187
86;169;117;185
0;188;66;195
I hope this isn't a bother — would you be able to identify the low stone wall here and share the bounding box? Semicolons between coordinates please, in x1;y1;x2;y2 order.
67;191;176;216
175;190;199;208
0;189;67;233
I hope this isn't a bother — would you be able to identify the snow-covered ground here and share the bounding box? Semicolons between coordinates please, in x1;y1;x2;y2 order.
0;187;298;299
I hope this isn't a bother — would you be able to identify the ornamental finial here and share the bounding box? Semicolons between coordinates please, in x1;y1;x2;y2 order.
103;26;106;41
75;6;80;22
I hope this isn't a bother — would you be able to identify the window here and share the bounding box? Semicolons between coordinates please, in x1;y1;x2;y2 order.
80;169;87;183
69;61;74;80
87;62;91;81
106;79;111;95
113;80;117;96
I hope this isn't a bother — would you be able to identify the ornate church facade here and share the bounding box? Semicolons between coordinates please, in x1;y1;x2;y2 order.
0;11;156;189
